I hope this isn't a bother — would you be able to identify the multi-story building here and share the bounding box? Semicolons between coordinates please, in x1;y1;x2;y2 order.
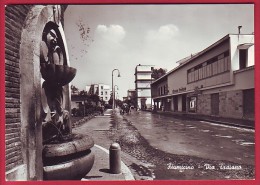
127;89;136;99
135;64;155;109
100;84;111;104
87;84;110;104
126;89;137;107
151;33;254;121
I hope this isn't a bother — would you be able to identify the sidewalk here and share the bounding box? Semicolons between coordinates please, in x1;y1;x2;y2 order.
72;109;135;181
151;110;254;129
81;145;134;181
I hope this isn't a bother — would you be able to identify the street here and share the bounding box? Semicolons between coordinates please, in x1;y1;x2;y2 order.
72;109;255;180
124;110;255;165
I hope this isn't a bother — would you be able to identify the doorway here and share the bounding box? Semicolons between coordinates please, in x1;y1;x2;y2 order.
211;93;219;115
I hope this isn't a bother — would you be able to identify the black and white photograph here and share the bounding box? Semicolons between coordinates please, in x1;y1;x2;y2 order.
3;3;256;182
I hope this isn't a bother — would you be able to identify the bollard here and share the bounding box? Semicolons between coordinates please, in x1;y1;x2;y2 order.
109;143;121;174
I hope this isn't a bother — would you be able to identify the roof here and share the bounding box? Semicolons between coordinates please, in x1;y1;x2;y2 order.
151;34;232;85
152;33;254;85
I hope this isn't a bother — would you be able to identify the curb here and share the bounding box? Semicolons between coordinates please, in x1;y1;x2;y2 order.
94;144;135;180
151;111;254;130
199;119;255;130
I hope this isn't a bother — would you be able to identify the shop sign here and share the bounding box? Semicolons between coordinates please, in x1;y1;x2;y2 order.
172;87;186;94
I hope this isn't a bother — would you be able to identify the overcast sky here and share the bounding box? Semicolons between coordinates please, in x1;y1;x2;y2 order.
64;4;254;99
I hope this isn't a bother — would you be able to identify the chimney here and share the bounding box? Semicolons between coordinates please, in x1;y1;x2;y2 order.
238;26;242;34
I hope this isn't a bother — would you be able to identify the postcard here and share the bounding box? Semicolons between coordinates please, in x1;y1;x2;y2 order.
1;1;259;185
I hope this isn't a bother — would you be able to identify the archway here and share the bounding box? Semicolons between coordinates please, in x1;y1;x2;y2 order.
19;5;70;180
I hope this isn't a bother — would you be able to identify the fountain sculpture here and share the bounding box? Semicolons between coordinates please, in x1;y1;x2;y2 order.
40;22;95;180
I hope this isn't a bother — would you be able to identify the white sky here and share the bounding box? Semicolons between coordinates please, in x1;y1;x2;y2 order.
64;4;254;99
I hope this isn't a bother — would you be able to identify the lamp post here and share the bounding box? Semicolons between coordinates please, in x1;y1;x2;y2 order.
114;85;119;108
112;69;120;109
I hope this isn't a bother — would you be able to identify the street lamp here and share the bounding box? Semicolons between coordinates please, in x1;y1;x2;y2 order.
114;85;119;108
112;69;120;109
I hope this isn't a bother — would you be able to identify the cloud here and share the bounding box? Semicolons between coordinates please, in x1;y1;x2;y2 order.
96;24;126;43
145;24;179;42
136;24;180;68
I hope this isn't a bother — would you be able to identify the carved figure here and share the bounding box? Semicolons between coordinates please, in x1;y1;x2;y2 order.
40;28;69;142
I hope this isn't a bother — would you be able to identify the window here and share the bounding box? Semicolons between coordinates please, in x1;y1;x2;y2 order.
199;68;202;80
187;50;230;83
101;86;103;90
239;49;248;69
224;57;228;71
194;69;198;81
105;91;107;95
101;92;103;95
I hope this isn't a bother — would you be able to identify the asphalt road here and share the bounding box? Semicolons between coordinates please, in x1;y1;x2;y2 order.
123;110;255;166
72;109;255;180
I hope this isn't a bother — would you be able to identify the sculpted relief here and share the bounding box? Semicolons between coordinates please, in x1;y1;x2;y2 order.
40;23;76;143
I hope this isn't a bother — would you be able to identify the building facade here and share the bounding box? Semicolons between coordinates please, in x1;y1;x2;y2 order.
135;64;154;109
127;89;136;99
126;89;137;107
87;84;110;104
151;34;254;120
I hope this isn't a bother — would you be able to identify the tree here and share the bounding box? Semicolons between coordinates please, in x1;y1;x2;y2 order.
151;68;167;80
89;94;100;105
71;85;79;94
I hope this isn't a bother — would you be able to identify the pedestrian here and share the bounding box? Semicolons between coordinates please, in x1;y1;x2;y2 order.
101;104;104;115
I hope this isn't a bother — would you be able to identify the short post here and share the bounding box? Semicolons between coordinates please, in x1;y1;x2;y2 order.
109;143;121;174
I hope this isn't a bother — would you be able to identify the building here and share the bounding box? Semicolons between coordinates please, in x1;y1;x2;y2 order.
135;64;155;109
151;33;254;121
87;84;110;104
127;89;136;99
125;89;137;107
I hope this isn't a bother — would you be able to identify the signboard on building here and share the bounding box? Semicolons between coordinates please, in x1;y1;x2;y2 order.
172;87;187;94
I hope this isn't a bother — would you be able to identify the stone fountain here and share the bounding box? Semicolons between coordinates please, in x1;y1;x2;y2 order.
40;22;94;180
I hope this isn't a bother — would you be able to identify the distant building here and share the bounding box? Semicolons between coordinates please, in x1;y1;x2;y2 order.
125;89;137;107
87;84;110;104
151;33;254;120
135;64;155;109
127;89;136;99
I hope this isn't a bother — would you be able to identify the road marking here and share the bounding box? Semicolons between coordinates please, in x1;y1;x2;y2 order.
200;129;210;132
94;144;135;180
187;126;196;129
214;134;233;138
199;121;255;132
239;142;255;146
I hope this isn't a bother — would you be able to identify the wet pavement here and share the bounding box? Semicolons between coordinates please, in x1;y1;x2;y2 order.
72;109;255;180
111;109;255;180
123;110;255;166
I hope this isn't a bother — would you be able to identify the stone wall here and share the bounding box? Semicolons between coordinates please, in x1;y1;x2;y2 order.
5;5;68;180
5;5;33;173
197;94;211;115
197;90;243;119
219;90;243;119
